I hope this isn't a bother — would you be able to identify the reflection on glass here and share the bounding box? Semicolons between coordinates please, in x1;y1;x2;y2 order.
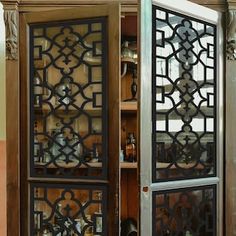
32;184;106;236
153;186;216;236
153;6;216;181
30;18;107;178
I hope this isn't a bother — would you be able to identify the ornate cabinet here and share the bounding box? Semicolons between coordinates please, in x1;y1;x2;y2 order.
1;0;225;235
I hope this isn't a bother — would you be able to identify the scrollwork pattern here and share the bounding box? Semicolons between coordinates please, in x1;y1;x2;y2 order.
153;6;216;181
31;18;107;178
31;183;106;235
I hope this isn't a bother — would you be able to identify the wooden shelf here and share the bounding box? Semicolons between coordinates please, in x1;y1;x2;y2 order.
34;161;102;169
120;161;137;169
121;101;137;113
35;161;138;169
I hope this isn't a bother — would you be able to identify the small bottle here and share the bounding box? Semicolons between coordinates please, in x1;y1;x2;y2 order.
56;80;72;105
125;133;136;162
34;134;40;163
34;189;41;230
42;229;51;236
185;231;192;236
75;219;82;234
33;70;43;107
120;150;124;162
95;216;102;233
54;203;62;225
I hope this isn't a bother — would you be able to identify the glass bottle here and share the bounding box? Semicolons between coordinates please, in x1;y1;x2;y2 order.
34;70;43;107
54;203;62;225
120;150;124;162
34;188;41;230
185;231;192;236
95;191;102;234
34;134;40;163
56;79;72;105
42;229;51;236
125;133;136;162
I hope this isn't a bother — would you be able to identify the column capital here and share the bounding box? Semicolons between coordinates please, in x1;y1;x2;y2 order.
3;9;18;60
227;10;236;60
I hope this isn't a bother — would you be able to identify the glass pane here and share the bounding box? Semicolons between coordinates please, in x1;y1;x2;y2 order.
153;185;216;236
30;18;108;179
31;183;107;235
152;6;216;181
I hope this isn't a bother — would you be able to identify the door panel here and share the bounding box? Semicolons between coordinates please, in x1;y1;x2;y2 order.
152;5;217;182
30;17;108;179
140;0;223;235
31;183;107;235
153;185;216;235
21;5;120;236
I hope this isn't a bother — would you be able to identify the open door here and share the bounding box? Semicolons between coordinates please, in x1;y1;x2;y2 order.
140;0;223;235
20;5;120;236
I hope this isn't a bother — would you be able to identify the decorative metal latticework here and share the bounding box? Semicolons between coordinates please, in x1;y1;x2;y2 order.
31;183;107;235
30;18;107;178
153;185;216;236
152;6;217;181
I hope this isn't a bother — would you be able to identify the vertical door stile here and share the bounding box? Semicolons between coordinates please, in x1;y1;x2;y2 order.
139;0;152;235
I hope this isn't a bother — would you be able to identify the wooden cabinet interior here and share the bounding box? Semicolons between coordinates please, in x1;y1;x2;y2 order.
120;14;139;226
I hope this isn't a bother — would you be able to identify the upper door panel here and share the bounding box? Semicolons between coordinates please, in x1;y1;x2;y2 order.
30;17;108;179
152;5;217;182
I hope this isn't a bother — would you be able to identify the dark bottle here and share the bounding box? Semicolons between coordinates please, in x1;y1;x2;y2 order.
125;133;136;162
33;70;43;107
54;203;63;226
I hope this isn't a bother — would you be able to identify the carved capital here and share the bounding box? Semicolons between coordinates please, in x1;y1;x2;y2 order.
4;10;18;60
227;10;236;60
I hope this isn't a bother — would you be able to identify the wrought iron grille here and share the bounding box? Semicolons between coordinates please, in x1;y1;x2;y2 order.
29;18;108;179
152;6;217;182
31;183;107;235
152;185;216;236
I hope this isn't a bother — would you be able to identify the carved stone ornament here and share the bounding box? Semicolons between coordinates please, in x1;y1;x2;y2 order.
4;10;18;60
227;10;236;60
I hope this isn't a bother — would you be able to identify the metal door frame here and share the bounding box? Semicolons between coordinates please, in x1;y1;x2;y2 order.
139;0;224;235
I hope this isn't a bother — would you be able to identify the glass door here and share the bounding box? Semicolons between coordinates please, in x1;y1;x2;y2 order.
20;5;120;236
140;0;223;235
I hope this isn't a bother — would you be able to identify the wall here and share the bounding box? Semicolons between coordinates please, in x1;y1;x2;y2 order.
0;4;5;140
0;3;6;236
